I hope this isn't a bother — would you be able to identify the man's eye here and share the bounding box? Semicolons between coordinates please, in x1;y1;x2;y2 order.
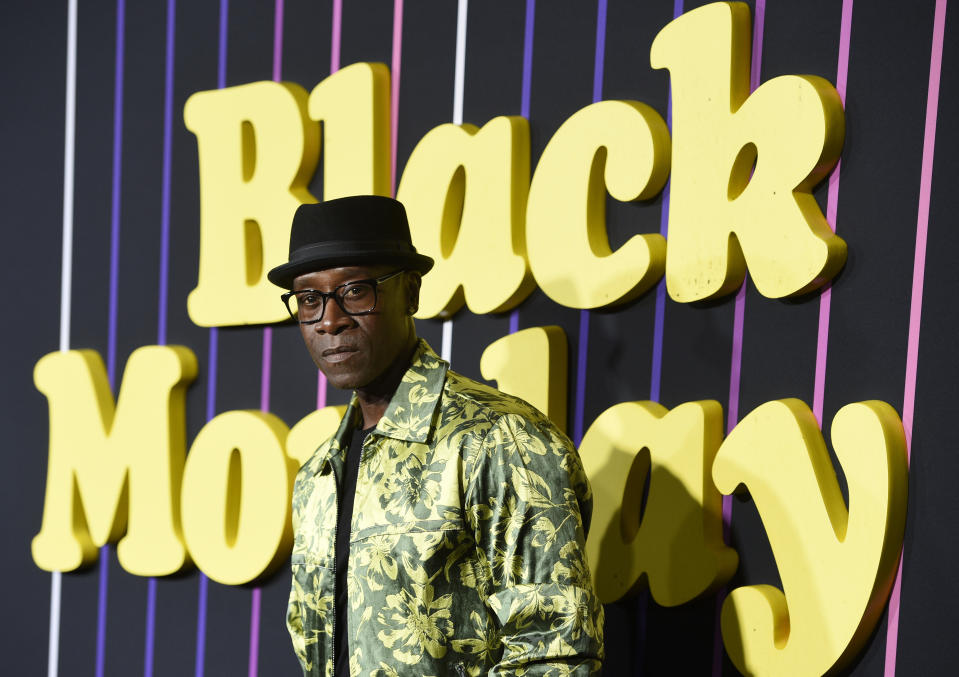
300;293;321;306
343;285;367;298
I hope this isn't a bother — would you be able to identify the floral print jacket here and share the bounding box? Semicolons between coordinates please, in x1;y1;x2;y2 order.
287;340;604;676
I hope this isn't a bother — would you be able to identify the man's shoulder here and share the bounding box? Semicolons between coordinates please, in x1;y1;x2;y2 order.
440;368;557;433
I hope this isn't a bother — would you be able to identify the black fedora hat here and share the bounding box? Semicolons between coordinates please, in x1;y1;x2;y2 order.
267;195;434;289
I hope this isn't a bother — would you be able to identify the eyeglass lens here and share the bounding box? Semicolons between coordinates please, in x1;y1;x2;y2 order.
288;282;377;323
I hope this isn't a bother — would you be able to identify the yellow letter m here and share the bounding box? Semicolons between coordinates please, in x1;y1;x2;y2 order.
31;346;197;576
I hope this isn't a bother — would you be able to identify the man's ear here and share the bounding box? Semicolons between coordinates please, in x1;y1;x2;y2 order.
405;272;422;315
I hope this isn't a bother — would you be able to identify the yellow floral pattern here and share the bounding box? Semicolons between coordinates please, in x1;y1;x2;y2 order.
287;340;604;675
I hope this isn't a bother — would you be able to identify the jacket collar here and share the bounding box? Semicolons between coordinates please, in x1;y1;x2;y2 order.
374;339;448;444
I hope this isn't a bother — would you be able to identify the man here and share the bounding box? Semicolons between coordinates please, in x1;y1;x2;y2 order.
268;195;604;676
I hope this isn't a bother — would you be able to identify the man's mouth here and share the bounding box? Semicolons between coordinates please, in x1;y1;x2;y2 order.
321;345;358;363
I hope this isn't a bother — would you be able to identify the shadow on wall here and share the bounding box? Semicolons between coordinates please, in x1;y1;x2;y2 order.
589;451;740;674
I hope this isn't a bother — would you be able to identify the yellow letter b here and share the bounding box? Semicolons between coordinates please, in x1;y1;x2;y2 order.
184;81;319;326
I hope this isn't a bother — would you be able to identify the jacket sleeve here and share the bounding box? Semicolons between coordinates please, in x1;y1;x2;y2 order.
464;412;604;675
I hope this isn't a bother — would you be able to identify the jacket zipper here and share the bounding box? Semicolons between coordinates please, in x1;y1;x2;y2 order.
329;461;339;671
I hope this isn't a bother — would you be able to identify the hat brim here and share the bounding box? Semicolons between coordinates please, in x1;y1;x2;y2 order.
267;251;434;290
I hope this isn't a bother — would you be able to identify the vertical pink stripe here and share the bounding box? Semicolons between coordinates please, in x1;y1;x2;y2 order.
330;0;342;73
813;0;854;426
884;2;947;674
713;3;765;673
316;0;341;410
726;282;747;438
390;0;404;196
812;284;832;425
834;1;853;105
248;4;285;675
317;371;328;409
260;327;273;412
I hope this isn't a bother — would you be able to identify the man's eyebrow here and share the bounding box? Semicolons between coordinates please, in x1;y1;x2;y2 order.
293;277;374;292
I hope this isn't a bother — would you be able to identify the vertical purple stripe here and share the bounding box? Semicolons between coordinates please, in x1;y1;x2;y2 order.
813;0;853;426
508;312;520;335
885;2;947;674
330;0;342;73
649;0;680;400
272;0;284;81
248;588;262;677
195;326;217;677
218;0;228;89
197;7;228;675
509;0;536;335
573;310;590;446
95;546;109;677
157;0;176;348
146;3;176;670
592;0;607;104
205;330;219;423
106;0;127;392
571;0;607;446
144;578;157;677
649;90;674;404
520;0;535;119
97;2;127;675
712;3;765;674
640;0;680;657
194;574;209;677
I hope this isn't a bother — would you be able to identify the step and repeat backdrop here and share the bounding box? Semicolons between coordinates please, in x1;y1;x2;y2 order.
2;0;956;675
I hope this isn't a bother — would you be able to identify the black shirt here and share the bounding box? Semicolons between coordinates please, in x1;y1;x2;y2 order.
333;425;374;677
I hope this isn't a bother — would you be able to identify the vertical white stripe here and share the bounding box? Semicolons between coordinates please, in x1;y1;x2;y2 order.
441;320;454;362
59;0;77;354
442;0;467;364
48;573;62;677
50;1;78;675
452;0;467;125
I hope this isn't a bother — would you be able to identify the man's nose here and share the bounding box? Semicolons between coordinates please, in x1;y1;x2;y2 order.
315;297;355;334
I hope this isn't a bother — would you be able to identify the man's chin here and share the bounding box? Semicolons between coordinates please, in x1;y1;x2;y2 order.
322;371;365;391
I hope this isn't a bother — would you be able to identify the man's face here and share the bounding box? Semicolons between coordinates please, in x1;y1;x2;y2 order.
293;264;417;390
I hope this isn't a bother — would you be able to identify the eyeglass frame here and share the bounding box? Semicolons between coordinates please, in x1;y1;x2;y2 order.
280;269;407;325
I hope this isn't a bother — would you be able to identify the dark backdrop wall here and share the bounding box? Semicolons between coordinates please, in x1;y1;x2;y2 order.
1;0;955;675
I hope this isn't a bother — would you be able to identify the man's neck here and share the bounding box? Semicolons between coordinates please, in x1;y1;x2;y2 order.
354;339;419;429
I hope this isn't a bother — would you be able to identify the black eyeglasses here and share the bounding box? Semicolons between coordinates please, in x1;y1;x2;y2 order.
281;270;405;324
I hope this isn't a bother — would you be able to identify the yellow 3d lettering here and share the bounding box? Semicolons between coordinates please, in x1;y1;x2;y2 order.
526;100;670;310
180;410;297;585
184;80;320;326
397;116;534;318
31;346;197;576
651;1;847;302
479;326;568;432
579;400;737;605
308;62;391;199
712;399;908;676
